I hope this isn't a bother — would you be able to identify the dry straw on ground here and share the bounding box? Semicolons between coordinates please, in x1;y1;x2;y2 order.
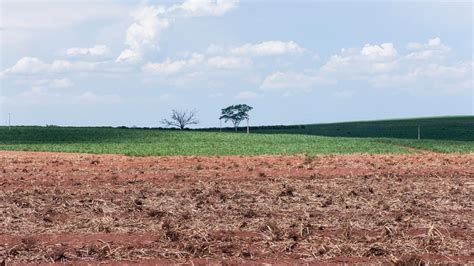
0;151;473;264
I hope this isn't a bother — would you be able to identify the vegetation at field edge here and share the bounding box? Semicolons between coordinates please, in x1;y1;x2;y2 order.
0;116;472;156
0;126;411;156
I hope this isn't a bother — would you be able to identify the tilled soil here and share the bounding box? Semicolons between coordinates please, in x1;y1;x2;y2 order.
0;151;473;265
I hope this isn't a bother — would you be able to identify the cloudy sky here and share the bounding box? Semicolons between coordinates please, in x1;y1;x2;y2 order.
1;0;472;127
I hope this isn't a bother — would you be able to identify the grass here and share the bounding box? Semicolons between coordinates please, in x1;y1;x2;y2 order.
375;138;474;153
0;116;472;156
0;126;412;156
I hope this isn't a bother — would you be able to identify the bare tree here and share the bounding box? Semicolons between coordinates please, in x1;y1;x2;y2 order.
161;109;199;129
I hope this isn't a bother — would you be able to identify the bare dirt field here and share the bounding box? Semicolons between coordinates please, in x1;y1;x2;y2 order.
0;151;473;265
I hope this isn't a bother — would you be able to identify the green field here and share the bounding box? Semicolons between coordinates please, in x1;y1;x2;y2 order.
0;116;472;156
218;116;474;141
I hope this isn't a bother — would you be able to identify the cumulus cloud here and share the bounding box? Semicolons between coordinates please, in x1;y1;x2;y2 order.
360;43;398;60
405;37;450;60
369;61;473;94
66;45;110;57
117;0;239;63
260;71;335;92
116;5;170;63
170;0;239;17
2;57;136;77
316;38;470;95
230;41;305;56
258;38;469;96
116;49;142;63
235;90;258;99
142;53;204;75
2;57;99;75
207;56;252;69
321;43;399;76
2;57;48;75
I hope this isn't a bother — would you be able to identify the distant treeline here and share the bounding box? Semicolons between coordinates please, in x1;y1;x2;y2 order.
200;116;474;141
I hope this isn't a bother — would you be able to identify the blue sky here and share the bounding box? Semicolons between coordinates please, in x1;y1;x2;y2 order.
1;0;472;127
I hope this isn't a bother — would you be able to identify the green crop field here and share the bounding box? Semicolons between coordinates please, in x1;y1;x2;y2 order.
216;116;474;141
0;126;412;156
0;116;472;156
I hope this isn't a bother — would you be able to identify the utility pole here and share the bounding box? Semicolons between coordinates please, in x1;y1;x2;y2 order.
417;125;420;140
8;112;11;130
219;119;222;132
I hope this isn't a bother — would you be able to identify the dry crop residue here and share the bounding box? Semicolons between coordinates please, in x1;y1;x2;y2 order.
0;151;473;264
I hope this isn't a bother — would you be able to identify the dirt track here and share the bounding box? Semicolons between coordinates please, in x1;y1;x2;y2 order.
0;151;473;264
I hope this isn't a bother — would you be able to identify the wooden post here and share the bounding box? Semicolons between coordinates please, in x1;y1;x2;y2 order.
8;113;11;131
219;119;222;133
417;125;420;140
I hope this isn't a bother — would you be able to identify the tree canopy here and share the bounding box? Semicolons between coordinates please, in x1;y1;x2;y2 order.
220;104;253;131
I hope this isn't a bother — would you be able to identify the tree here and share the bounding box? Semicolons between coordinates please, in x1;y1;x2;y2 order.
161;109;199;130
219;104;253;131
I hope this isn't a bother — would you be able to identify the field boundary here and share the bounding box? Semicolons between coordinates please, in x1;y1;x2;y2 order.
373;140;435;154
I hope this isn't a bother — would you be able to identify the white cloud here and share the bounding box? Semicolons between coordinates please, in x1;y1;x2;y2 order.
66;45;110;57
116;49;142;63
235;90;258;99
50;78;74;88
405;37;450;60
52;60;98;73
321;43;399;76
260;71;335;92
142;53;204;75
360;43;398;60
318;38;469;94
369;61;473;94
170;0;239;17
2;57;132;76
117;0;239;63
2;57;48;75
207;56;252;69
116;5;170;63
230;41;305;56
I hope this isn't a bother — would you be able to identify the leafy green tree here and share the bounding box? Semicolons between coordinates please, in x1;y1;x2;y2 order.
220;104;253;131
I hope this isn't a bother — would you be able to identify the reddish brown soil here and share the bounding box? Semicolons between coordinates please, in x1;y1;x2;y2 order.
0;151;473;265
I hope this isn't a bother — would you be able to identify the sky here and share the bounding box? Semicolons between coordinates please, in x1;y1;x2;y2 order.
0;0;473;127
